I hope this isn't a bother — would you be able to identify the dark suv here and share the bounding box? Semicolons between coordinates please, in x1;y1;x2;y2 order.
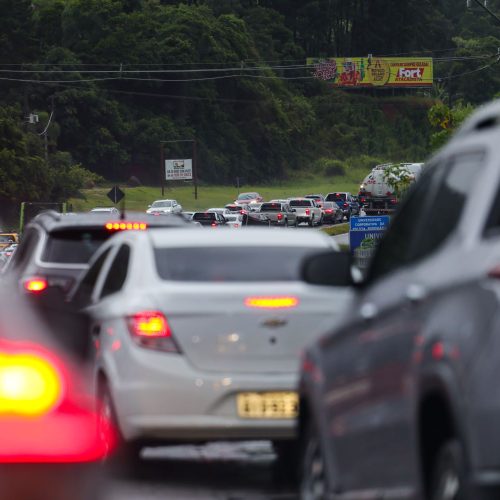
4;210;188;295
325;192;360;219
298;100;500;500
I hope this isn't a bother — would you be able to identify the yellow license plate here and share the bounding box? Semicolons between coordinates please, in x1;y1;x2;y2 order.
237;392;299;419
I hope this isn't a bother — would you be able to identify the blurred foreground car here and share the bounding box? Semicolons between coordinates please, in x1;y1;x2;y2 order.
67;228;352;470
0;287;113;500
299;100;500;500
3;211;188;296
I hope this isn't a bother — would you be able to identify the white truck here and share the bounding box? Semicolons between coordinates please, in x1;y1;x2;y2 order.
288;198;323;226
358;162;424;215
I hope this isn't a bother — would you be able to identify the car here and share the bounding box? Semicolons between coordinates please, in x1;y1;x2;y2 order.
146;199;183;215
288;198;323;226
304;194;325;208
0;285;113;500
324;192;361;220
321;201;344;224
298;100;500;500
192;211;227;227
223;213;245;229
0;232;19;251
225;203;251;213
67;228;352;470
90;207;120;215
3;210;188;296
233;192;263;206
259;202;297;227
207;207;234;218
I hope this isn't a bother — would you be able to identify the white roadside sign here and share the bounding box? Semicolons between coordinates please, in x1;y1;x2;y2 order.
165;159;193;180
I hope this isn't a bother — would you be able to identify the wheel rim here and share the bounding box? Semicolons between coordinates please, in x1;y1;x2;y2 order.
301;435;326;500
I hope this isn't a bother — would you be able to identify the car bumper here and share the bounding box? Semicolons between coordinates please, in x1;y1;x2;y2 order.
103;347;298;442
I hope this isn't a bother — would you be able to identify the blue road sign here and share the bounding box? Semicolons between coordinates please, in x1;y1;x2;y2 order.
349;216;390;254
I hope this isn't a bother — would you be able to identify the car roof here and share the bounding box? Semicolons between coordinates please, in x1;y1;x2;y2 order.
148;227;337;249
27;210;187;232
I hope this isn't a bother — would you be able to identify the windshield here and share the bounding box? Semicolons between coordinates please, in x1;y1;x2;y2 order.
193;213;216;221
260;203;283;212
237;194;255;200
155;247;318;282
326;193;347;202
152;201;173;208
289;200;312;207
42;229;109;264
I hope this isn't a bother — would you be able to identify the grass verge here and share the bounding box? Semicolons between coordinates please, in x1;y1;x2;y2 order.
321;223;349;236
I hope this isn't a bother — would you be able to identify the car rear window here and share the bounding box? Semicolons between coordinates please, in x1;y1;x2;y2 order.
154;246;320;282
42;229;109;264
325;193;347;201
289;200;312;207
260;203;283;212
193;213;216;221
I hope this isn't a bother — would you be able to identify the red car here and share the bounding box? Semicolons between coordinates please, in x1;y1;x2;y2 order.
233;192;263;206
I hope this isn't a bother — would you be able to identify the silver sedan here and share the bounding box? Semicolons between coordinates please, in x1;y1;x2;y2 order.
68;228;352;463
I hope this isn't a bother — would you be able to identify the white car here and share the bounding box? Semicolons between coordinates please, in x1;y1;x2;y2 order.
90;207;120;214
146;199;182;215
206;207;233;219
224;213;245;228
69;228;352;464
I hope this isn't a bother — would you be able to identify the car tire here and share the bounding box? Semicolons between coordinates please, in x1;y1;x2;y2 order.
430;439;470;500
308;217;314;227
272;440;299;486
317;215;323;226
98;384;142;474
300;420;328;500
285;218;289;228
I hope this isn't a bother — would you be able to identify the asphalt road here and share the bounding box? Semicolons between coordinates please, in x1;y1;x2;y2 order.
103;442;298;500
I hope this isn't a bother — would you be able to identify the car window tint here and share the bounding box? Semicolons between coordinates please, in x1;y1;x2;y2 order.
155;247;322;282
367;164;443;281
289;200;312;207
72;248;111;307
42;229;109;264
100;245;130;299
411;151;483;261
8;229;40;271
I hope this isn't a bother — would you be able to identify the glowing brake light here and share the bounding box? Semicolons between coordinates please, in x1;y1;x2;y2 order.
23;277;48;293
277;213;283;220
245;296;299;309
343;203;348;208
211;222;218;228
325;209;333;214
0;352;63;417
105;222;147;231
305;209;310;216
127;312;179;352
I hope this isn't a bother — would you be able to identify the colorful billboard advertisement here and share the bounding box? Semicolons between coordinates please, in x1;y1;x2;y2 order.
307;57;433;88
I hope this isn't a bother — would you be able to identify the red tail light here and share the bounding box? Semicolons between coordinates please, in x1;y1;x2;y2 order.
277;213;283;220
325;209;333;214
343;203;348;208
0;340;114;463
305;209;310;216
360;198;366;203
23;277;48;294
390;198;398;205
127;311;179;353
211;222;217;228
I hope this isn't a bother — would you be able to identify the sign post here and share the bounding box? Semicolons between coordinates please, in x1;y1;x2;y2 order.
349;216;390;272
160;139;198;200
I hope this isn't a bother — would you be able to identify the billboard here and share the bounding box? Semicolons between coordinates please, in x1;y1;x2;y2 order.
307;57;433;88
165;159;193;180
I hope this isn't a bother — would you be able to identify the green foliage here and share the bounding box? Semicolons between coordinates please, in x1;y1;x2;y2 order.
383;163;415;198
428;102;475;149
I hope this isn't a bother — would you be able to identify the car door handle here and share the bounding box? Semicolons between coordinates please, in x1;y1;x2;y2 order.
360;302;378;322
406;284;427;304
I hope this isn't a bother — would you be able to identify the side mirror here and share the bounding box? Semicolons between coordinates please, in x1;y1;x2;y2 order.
301;251;354;287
